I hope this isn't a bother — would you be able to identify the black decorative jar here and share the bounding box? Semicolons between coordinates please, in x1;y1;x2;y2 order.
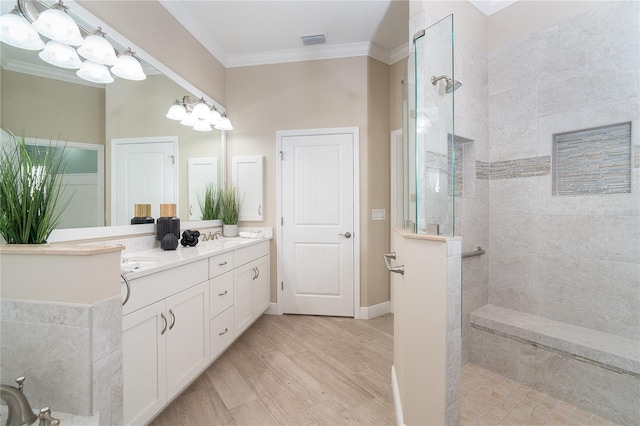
157;203;180;250
131;204;154;225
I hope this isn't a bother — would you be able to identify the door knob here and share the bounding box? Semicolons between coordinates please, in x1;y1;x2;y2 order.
338;232;352;238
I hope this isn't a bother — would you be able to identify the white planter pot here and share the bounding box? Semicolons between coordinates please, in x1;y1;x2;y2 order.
223;224;238;237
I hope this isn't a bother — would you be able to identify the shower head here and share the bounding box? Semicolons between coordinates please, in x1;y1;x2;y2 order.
431;75;462;93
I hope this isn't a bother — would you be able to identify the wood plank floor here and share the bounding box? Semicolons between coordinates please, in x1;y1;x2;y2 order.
150;314;396;426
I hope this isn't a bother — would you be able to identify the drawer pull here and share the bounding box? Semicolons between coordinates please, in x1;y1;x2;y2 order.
219;328;229;336
218;261;228;266
218;290;228;296
160;313;167;335
169;309;176;330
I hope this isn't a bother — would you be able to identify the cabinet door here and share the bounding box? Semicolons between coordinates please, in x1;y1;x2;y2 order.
232;155;264;221
165;282;210;399
233;262;254;336
252;255;270;319
122;300;167;426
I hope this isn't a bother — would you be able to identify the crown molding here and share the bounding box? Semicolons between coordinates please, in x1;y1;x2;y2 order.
2;59;104;88
390;42;409;64
468;0;519;16
226;42;379;68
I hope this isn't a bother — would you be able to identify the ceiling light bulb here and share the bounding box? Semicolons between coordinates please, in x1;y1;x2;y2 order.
0;9;44;50
214;114;233;131
166;100;187;120
32;2;83;46
191;99;210;120
39;40;81;69
111;48;146;80
208;107;222;125
77;28;117;65
193;119;213;132
76;60;113;84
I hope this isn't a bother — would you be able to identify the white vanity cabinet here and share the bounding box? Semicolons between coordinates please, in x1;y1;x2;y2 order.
233;241;270;335
122;239;271;426
122;260;209;426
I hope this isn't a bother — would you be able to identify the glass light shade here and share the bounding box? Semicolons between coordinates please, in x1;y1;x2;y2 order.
39;40;81;69
32;6;83;46
180;112;197;127
166;101;187;120
191;101;210;120
215;114;233;131
193;119;213;132
78;33;117;65
0;12;44;50
76;60;113;84
208;107;222;125
111;52;146;81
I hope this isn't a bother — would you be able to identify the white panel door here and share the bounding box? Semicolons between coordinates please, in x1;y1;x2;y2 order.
112;137;177;225
281;131;355;317
188;157;219;220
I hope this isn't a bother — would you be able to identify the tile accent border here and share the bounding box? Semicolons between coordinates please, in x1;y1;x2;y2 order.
489;156;551;180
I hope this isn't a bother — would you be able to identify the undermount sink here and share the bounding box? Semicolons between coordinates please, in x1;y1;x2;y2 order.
121;257;161;273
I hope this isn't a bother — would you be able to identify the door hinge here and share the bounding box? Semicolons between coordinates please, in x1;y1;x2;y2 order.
281;282;283;291
279;150;283;160
281;217;283;226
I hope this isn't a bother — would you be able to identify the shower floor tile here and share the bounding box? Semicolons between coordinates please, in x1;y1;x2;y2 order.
461;364;619;426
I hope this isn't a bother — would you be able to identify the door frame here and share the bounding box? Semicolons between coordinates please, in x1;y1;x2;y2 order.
275;127;361;318
110;136;178;225
389;129;403;314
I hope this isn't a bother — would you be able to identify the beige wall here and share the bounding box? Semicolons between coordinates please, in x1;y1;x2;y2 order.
77;0;226;105
1;70;105;144
105;74;222;221
390;58;408;131
226;57;394;308
365;57;392;306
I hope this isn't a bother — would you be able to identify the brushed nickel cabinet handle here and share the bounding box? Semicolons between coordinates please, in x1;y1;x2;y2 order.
160;313;167;335
219;328;228;336
169;309;176;330
218;290;228;296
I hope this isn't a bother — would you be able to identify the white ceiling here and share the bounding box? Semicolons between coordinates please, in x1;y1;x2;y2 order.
159;0;411;68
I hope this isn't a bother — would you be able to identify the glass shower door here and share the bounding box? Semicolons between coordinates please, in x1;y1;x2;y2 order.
403;15;456;236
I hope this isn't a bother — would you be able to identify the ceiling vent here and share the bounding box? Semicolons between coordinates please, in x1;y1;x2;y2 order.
300;34;326;46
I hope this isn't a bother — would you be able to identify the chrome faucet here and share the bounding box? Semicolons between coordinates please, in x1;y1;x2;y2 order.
202;231;222;241
0;377;37;426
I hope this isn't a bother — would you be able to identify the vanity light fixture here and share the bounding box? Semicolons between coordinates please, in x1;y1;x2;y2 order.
1;0;147;84
166;95;233;132
32;1;83;46
39;39;81;69
214;113;233;131
0;7;44;50
111;48;146;81
77;27;117;65
76;59;113;84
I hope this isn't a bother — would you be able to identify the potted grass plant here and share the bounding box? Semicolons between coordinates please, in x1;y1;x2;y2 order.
201;183;222;221
0;133;70;244
221;186;242;237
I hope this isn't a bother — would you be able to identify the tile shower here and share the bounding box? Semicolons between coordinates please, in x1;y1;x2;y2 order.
451;2;639;424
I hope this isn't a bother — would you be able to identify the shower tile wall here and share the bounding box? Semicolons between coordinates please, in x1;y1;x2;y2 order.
487;1;640;341
454;34;490;365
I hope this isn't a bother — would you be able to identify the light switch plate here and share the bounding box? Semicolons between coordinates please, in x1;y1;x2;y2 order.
372;209;386;221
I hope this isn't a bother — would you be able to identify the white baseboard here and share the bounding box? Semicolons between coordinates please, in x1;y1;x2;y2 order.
391;365;405;426
264;302;278;315
359;301;390;320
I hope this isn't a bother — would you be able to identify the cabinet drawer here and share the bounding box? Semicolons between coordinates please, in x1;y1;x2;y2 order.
209;252;234;278
234;241;269;267
123;260;208;316
210;307;234;361
210;271;233;319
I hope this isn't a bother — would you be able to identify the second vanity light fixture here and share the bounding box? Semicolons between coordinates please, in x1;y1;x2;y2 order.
166;96;233;132
0;0;146;84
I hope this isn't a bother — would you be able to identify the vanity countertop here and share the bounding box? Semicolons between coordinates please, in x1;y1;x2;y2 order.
0;243;124;256
121;235;271;280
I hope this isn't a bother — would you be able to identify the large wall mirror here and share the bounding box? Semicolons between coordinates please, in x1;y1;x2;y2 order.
0;0;224;231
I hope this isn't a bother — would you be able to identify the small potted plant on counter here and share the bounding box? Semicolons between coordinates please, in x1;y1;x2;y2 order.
0;133;70;244
221;186;243;237
201;183;222;221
